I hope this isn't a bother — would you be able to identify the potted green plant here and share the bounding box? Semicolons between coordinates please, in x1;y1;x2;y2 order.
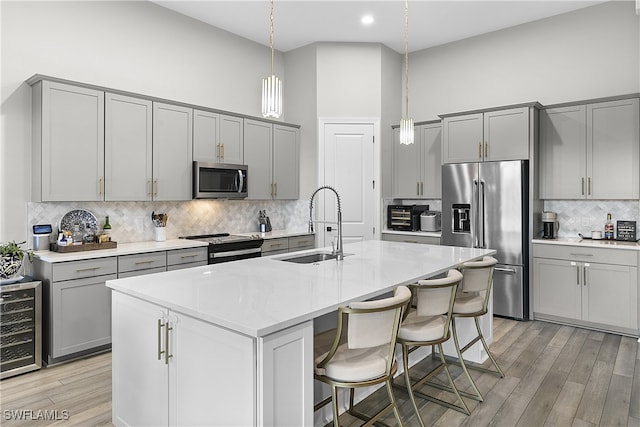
0;241;33;280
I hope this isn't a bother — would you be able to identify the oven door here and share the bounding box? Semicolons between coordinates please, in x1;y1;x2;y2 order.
193;162;248;199
210;248;262;264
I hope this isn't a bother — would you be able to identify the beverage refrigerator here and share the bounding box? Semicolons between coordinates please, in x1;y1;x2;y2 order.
441;160;530;320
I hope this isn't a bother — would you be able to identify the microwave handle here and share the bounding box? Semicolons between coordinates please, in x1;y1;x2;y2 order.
237;169;244;193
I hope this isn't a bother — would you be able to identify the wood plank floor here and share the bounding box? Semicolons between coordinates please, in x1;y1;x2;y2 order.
0;318;638;426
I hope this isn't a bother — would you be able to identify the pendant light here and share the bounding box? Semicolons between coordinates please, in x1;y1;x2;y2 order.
262;0;282;118
399;0;414;145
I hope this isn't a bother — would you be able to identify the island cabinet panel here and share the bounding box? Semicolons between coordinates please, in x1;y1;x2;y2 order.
105;93;153;201
540;97;639;199
112;291;311;426
533;243;639;335
153;102;193;201
442;106;531;164
392;122;441;199
381;233;440;245
32;80;105;201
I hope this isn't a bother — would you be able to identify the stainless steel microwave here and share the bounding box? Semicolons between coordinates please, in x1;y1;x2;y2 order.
193;162;248;199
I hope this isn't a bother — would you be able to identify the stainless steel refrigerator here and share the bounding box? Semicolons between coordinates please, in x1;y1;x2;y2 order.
441;160;529;320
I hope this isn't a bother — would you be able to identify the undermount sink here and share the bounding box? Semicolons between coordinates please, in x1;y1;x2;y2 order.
279;251;349;264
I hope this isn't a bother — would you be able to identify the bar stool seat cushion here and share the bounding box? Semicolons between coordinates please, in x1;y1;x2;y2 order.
453;293;483;314
314;344;389;382
398;313;447;342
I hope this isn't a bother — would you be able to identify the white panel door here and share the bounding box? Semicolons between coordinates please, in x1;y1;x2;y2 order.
321;122;375;247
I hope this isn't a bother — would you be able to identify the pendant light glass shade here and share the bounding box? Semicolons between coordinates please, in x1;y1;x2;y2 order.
262;0;282;119
399;0;414;145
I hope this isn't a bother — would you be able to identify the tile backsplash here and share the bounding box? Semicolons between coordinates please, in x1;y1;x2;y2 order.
543;200;640;238
27;199;309;247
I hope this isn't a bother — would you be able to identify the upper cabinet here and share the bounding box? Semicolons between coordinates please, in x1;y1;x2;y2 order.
32;80;105;201
193;111;244;165
153;103;193;201
540;97;639;199
392;122;441;199
441;106;534;164
105;93;152;201
244;119;299;200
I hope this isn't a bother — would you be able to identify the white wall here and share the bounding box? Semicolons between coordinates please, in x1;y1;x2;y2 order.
0;0;285;242
408;0;640;121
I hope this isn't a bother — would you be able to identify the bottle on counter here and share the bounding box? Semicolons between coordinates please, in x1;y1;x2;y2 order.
103;216;112;241
605;213;615;240
72;223;83;245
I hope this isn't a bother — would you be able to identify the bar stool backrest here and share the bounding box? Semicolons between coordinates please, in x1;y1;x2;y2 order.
414;269;462;317
347;286;411;350
459;256;497;295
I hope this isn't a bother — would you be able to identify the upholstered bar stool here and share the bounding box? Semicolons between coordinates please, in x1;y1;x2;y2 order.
314;286;412;427
450;256;504;402
396;269;469;427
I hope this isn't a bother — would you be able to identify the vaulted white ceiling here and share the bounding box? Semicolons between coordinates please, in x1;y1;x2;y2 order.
151;0;608;53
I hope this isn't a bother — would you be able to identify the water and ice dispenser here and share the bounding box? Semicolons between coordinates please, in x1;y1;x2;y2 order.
452;204;471;233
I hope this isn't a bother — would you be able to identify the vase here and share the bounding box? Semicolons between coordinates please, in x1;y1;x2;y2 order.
0;255;24;280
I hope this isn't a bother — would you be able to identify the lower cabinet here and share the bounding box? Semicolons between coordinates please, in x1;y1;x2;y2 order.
381;232;441;245
262;235;315;257
112;291;313;426
533;243;638;334
34;256;118;364
166;247;208;271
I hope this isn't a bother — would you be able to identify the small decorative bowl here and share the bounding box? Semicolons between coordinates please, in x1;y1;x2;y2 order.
0;255;24;280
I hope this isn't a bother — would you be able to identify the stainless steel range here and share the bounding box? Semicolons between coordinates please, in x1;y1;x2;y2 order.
181;233;264;264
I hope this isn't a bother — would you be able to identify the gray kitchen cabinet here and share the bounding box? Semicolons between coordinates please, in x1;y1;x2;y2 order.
533;243;638;335
381;233;440;245
31;80;105;202
288;235;315;252
441;106;533;164
392;121;441;199
118;252;167;277
153;102;193;201
261;237;289;256
244;119;299;200
540;97;639;199
193;110;244;165
105;93;153;201
33;256;117;365
166;247;208;271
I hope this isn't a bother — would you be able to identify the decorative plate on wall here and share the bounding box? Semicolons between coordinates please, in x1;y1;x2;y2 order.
59;209;98;235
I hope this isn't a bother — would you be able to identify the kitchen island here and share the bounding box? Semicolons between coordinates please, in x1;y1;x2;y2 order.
107;240;495;426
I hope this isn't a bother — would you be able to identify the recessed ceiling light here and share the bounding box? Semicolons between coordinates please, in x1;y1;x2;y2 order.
361;15;374;25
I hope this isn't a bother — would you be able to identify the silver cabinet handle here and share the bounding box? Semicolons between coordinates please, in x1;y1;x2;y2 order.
180;254;198;259
135;260;157;265
583;263;590;286
417;182;420;195
581;178;585;196
570;253;593;257
478;142;482;159
484;142;488;158
571;261;579;285
165;321;173;364
420;182;424;196
588;177;591;196
157;319;165;361
75;266;100;272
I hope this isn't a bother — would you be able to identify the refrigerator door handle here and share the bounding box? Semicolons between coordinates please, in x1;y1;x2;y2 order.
479;180;486;248
473;179;479;248
495;267;517;274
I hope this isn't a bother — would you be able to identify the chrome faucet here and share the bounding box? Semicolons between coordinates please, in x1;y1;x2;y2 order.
309;185;344;261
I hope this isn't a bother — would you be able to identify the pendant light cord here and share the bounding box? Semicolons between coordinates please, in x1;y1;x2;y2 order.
404;0;409;118
270;0;275;76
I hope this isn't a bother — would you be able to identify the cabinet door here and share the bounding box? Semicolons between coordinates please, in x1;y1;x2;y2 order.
588;98;640;199
539;105;587;199
420;123;442;198
244;119;273;199
533;258;581;320
170;312;255;426
272;125;299;199
583;262;638;329
442;113;483;164
153;103;193;201
193;109;219;164
392;127;421;198
111;292;169;427
219;114;244;165
483;107;529;161
105;93;152;201
51;273;116;358
40;81;104;201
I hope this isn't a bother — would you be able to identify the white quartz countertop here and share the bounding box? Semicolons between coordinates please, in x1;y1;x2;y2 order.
533;238;640;251
33;239;209;263
107;240;494;338
382;229;441;238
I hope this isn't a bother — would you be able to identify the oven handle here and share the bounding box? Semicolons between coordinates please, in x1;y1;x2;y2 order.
212;247;262;258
